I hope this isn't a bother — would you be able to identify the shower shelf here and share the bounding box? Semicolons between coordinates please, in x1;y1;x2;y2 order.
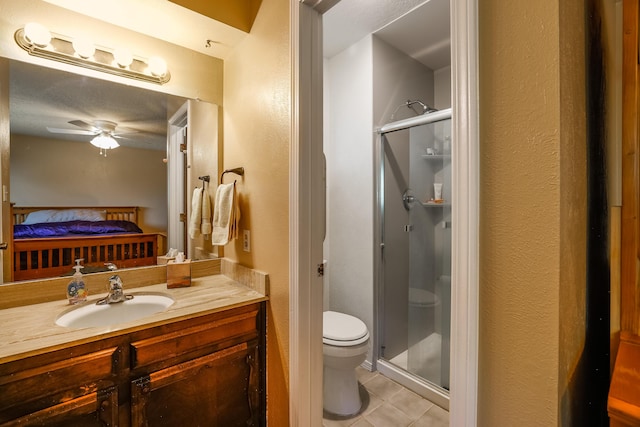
421;155;451;160
422;201;451;208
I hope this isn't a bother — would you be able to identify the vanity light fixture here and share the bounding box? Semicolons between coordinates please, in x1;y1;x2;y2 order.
90;133;119;157
15;23;170;85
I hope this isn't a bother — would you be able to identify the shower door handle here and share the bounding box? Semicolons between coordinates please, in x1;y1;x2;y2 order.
402;189;416;210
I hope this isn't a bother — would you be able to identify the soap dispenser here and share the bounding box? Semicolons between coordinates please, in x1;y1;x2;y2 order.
67;259;88;304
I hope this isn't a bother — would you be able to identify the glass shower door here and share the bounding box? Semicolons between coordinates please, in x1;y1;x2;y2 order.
379;115;451;392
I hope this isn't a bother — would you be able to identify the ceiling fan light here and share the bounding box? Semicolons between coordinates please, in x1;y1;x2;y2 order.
24;22;51;47
90;134;119;149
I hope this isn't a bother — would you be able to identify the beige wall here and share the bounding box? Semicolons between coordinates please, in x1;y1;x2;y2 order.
478;0;587;424
223;0;291;423
186;100;221;259
10;134;167;233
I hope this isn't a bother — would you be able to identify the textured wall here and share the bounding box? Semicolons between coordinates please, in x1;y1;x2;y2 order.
325;35;375;358
478;0;587;424
222;0;291;423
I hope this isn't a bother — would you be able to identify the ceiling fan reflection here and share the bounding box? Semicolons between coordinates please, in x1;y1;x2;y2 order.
46;119;140;156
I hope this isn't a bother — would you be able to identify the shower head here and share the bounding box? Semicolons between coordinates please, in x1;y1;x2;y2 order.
406;99;438;115
389;99;438;121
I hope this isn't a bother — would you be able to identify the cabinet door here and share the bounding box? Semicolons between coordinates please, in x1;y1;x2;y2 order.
0;344;121;426
0;386;118;427
131;341;260;427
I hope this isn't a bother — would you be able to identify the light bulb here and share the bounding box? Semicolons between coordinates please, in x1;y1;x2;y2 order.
24;23;51;47
90;134;119;149
113;47;133;68
72;37;95;59
148;56;167;77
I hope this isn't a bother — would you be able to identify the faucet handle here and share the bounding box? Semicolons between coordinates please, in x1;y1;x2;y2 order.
108;275;123;290
105;262;117;271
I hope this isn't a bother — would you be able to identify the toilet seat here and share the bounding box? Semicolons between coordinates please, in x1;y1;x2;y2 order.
409;288;440;308
323;311;369;346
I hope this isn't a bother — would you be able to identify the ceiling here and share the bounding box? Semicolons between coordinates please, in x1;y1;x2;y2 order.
9;0;450;151
41;0;248;60
323;0;451;70
41;0;451;69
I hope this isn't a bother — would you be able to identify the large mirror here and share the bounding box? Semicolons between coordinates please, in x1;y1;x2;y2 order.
6;59;212;283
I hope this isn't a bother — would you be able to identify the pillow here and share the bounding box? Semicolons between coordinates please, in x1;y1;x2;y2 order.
22;209;107;225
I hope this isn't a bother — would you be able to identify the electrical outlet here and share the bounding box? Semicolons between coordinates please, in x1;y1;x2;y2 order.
243;230;250;252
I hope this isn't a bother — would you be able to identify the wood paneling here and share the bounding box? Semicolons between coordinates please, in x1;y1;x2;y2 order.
620;0;640;335
609;1;640;424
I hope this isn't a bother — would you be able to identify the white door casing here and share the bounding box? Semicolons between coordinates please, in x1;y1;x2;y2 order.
0;58;10;284
290;2;325;425
168;103;188;255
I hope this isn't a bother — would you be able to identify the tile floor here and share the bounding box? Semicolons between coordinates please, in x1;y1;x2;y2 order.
323;367;449;427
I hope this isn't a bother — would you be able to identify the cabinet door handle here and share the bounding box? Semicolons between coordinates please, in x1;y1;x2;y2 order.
0;242;7;250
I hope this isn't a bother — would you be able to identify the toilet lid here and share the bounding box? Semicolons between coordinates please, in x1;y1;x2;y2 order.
323;311;368;342
409;288;440;307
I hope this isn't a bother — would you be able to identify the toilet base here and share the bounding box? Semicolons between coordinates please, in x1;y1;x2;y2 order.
323;365;362;416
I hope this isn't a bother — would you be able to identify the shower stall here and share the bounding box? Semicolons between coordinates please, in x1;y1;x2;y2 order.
374;108;452;408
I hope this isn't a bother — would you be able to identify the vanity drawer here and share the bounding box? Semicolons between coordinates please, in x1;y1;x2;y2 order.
130;303;260;371
0;344;121;423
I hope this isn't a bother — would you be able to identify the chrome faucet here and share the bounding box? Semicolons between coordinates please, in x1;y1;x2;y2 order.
96;274;134;305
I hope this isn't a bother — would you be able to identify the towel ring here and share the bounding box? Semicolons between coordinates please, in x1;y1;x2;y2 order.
220;167;244;184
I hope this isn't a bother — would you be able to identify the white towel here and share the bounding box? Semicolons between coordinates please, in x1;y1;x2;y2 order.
201;190;212;236
211;182;240;245
188;187;203;239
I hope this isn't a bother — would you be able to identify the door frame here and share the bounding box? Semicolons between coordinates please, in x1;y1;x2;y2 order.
167;103;188;255
0;58;10;284
290;0;480;425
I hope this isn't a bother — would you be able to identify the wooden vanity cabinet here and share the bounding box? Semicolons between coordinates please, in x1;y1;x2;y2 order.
0;302;265;427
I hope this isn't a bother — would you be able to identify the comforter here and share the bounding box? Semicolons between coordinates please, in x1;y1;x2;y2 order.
14;220;143;239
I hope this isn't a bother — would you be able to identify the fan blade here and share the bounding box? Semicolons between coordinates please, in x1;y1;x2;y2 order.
68;120;98;132
46;127;97;135
114;128;139;136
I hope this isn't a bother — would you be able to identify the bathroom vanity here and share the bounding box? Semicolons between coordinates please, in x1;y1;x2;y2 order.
0;263;268;426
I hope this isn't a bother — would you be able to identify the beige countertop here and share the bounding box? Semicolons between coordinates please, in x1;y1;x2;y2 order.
0;274;268;364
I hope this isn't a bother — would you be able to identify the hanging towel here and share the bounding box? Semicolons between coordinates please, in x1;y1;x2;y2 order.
188;187;203;239
211;182;240;245
201;190;212;236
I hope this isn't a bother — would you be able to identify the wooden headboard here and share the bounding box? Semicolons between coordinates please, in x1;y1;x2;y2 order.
11;206;139;226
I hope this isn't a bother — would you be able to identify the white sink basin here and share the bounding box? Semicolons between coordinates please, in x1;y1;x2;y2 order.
56;294;174;328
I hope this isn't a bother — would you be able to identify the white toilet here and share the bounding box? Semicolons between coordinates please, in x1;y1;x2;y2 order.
323;310;370;416
408;286;441;351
